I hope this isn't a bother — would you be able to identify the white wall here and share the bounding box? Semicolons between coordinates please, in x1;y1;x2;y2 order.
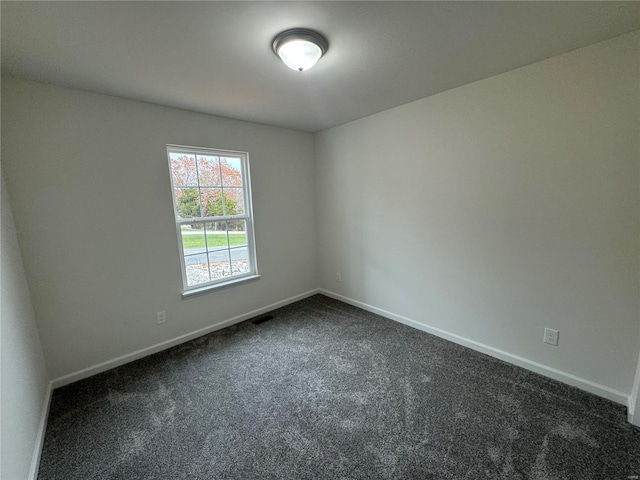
1;174;50;479
1;78;317;380
316;31;640;398
1;30;638;413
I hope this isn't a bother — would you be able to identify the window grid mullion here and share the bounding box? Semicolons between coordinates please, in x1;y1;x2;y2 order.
218;156;226;216
175;184;233;189
177;215;249;225
194;153;211;282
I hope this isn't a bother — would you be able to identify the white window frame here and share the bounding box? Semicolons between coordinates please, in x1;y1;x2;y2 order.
166;144;259;297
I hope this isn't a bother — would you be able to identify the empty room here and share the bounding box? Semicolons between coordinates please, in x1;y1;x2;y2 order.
1;2;639;479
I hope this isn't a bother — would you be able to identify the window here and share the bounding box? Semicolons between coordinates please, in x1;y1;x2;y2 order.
167;145;258;296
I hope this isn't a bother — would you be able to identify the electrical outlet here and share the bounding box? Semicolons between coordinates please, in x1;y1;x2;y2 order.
157;311;166;325
543;328;559;346
336;272;342;282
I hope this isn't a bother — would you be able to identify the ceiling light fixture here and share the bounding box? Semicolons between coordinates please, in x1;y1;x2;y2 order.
272;28;328;72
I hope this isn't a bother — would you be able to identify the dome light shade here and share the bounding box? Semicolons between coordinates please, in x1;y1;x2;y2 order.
272;29;328;72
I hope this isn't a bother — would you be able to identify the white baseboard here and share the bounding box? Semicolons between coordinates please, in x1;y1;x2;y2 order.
628;352;640;425
29;381;52;480
319;289;629;406
51;289;320;389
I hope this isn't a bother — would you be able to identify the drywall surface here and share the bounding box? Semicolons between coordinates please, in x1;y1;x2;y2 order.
1;78;317;379
316;31;640;395
1;173;50;479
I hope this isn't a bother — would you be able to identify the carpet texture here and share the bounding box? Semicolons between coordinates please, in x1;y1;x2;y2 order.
39;295;639;479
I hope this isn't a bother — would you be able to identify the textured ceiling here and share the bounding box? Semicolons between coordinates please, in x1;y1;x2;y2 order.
2;1;639;132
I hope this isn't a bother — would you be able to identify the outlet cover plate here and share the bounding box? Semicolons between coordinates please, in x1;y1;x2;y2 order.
543;328;559;346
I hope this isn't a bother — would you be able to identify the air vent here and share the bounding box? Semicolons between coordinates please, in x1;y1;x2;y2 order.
253;315;274;325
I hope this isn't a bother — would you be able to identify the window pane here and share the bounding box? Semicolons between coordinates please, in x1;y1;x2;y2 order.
205;224;229;252
227;220;247;246
181;225;206;254
196;155;221;186
208;252;231;280
184;253;211;286
230;246;250;276
220;157;243;186
200;188;223;217
174;187;201;219
207;246;231;265
223;187;244;215
170;153;198;186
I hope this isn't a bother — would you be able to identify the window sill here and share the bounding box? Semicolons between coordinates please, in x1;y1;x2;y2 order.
181;274;261;299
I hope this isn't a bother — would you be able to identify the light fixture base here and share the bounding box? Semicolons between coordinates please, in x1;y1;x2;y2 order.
272;28;329;72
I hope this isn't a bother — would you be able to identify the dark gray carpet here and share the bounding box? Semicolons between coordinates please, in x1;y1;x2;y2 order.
39;294;639;479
